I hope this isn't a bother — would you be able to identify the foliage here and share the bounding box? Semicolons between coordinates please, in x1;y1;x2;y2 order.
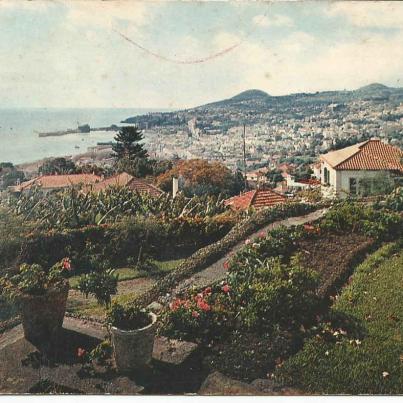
77;269;118;307
319;202;402;240
0;258;71;298
293;165;313;181
161;249;319;342
276;242;403;394
135;202;317;308
376;186;403;212
265;169;283;187
232;256;319;332
9;186;228;230
106;302;151;330
0;163;25;189
156;159;243;197
112;126;150;177
39;157;77;175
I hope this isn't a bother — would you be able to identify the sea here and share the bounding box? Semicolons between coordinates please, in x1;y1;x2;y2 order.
0;108;167;165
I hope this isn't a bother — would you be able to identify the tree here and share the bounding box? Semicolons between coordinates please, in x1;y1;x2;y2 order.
0;162;25;189
294;165;314;181
265;169;283;188
39;157;77;175
156;159;242;197
112;126;150;177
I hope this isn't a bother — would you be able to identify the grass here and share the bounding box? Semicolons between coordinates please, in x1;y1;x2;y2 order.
68;258;184;288
66;258;184;318
276;241;403;394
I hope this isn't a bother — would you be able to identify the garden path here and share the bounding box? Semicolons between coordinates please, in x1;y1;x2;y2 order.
171;208;328;295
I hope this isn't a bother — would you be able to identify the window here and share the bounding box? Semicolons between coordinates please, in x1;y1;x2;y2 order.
349;178;357;195
323;167;330;184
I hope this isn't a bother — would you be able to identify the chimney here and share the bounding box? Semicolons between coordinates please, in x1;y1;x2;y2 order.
172;177;179;198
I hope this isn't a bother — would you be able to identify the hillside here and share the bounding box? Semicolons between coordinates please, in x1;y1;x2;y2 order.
122;83;403;124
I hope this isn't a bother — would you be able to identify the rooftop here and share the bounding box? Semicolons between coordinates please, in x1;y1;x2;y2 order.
321;139;403;171
224;189;287;211
90;172;164;197
13;174;101;192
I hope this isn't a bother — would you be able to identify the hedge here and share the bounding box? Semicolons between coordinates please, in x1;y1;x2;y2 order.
1;215;235;275
133;202;321;308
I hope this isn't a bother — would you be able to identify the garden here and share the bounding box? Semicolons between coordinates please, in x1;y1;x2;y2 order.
0;185;402;394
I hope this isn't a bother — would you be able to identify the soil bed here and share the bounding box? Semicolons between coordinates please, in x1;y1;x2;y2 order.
297;233;374;297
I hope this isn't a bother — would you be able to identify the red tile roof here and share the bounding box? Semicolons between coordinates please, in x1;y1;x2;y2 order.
322;139;403;171
225;189;287;211
16;174;101;191
296;178;321;185
90;172;164;197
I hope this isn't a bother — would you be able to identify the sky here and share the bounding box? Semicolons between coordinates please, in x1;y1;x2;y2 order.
1;0;403;109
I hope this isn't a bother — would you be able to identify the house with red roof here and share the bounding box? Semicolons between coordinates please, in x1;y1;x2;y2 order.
224;189;287;211
11;173;101;195
88;172;164;197
320;139;403;198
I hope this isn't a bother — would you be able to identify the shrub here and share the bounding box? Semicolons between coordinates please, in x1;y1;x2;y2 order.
229;256;319;332
135;202;318;308
77;269;118;307
160;284;234;342
106;302;151;331
0;258;71;299
161;256;319;342
319;202;402;240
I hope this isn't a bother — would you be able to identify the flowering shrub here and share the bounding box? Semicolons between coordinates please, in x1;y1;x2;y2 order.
0;258;71;298
161;284;235;342
228;257;318;331
161;254;319;342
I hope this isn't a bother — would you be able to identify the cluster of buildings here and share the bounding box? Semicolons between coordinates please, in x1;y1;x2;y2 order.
10;140;403;208
142;99;402;173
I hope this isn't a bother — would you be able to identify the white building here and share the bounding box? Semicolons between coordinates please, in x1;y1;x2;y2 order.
320;139;403;198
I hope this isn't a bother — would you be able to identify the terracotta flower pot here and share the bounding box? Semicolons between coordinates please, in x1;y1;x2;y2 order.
19;282;69;345
111;312;157;372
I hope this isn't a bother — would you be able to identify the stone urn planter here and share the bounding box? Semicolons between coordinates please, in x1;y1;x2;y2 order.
111;312;157;372
19;282;69;345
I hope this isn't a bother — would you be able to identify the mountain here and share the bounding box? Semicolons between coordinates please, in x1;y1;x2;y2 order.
122;83;403;126
354;83;402;100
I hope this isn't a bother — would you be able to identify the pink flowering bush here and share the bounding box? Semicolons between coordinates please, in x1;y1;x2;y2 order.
161;284;235;342
0;258;72;298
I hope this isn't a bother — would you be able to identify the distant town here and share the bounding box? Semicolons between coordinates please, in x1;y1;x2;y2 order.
60;83;402;175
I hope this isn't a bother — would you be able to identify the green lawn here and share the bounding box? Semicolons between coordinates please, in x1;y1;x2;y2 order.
69;258;184;288
276;241;403;394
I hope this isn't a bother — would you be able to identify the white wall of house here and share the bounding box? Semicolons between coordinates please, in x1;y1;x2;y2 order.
321;162;394;198
338;170;393;198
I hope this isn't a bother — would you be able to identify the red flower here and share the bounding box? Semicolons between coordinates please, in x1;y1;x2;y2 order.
62;258;71;271
203;287;212;296
244;239;251;245
169;298;186;311
222;284;231;294
258;231;266;238
77;347;86;358
223;261;230;270
197;299;211;312
192;311;200;318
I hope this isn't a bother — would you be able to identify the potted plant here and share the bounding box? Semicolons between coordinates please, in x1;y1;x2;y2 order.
0;258;71;344
106;302;157;372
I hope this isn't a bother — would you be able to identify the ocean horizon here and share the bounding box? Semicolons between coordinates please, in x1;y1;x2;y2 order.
0;107;169;165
